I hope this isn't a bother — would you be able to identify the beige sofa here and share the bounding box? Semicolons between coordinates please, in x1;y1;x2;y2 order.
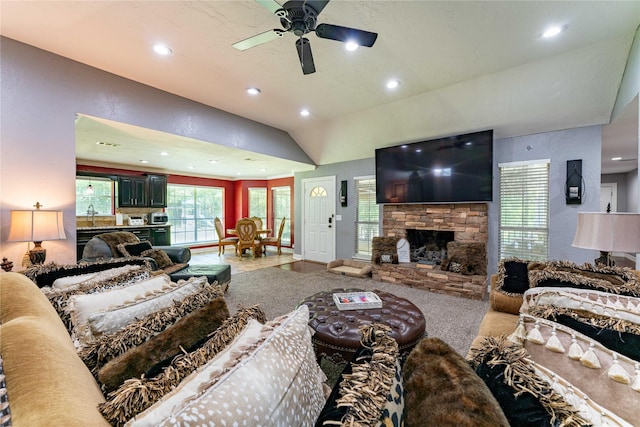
327;259;372;278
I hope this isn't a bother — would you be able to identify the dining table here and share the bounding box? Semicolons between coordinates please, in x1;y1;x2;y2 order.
226;228;273;256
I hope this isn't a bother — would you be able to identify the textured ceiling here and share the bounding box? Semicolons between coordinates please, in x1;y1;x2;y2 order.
1;0;638;177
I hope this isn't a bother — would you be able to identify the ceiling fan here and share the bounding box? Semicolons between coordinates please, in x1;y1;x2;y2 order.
232;0;378;75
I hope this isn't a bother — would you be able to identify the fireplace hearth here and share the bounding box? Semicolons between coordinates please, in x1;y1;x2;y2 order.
406;229;454;263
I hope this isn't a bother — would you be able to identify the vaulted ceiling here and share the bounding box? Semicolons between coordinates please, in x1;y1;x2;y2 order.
1;1;638;177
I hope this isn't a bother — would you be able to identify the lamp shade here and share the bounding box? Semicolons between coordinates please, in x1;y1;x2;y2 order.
572;212;640;253
7;210;66;242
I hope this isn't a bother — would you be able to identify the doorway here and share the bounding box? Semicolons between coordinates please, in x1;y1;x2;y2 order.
600;182;618;212
301;176;336;263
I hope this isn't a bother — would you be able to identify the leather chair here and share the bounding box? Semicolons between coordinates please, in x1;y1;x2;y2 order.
262;217;286;255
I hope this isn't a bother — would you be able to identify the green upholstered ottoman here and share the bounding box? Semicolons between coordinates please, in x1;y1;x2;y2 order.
169;264;231;291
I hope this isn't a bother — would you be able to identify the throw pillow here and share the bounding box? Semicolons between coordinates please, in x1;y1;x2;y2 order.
140;248;173;269
87;276;210;341
68;274;174;346
468;337;583;426
529;260;640;297
495;257;531;296
79;283;226;376
403;337;508;427
509;314;640;424
108;305;325;427
41;265;151;333
316;323;404;427
98;305;268;425
97;295;229;393
117;241;153;257
23;258;150;288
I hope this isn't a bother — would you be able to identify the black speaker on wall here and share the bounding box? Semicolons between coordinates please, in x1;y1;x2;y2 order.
339;180;348;207
565;159;583;204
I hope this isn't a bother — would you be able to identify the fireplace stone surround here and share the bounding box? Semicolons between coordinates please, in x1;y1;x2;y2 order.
372;203;488;300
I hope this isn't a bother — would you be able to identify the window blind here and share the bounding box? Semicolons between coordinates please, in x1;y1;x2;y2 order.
499;160;550;260
354;177;379;258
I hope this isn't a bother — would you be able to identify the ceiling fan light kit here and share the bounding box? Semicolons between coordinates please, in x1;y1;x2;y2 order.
233;0;378;75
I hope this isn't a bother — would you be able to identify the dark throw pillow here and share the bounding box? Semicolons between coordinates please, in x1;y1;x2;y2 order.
141;248;173;269
496;258;531;296
403;337;508;427
117;241;153;257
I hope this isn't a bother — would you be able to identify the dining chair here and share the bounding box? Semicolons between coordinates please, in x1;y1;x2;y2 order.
214;217;238;256
249;216;263;235
235;218;262;257
262;217;286;255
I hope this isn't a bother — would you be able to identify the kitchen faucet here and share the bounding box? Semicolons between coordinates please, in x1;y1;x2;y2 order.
87;204;98;226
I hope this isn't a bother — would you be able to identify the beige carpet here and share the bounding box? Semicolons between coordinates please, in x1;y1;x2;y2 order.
224;268;489;358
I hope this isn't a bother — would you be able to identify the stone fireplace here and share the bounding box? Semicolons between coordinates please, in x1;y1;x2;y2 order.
372;203;488;300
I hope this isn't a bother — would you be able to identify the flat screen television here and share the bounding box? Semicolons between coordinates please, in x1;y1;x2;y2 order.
375;130;493;204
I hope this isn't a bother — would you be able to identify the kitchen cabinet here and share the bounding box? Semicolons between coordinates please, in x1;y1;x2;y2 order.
117;174;167;207
118;176;147;207
151;226;171;246
147;175;167;207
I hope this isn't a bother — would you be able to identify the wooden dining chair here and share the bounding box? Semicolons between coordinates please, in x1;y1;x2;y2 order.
235;218;261;257
262;217;286;255
249;216;263;235
214;217;238;255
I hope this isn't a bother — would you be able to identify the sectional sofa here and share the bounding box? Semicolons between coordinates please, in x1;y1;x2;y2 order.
2;258;639;426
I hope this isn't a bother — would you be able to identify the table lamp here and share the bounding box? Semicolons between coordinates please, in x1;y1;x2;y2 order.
572;212;640;267
7;202;66;265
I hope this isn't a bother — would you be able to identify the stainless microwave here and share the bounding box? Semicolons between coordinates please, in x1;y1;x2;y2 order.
149;212;168;224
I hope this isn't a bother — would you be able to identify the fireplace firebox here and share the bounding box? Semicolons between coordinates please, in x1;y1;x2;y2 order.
405;229;454;263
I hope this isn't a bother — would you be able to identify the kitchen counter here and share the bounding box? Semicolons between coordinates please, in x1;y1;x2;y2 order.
77;224;169;230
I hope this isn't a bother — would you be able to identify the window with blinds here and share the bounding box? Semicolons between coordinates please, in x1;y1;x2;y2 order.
355;177;380;258
499;160;550;260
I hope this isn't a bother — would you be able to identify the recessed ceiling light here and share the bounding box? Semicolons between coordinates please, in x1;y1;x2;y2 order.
152;43;172;56
209;160;219;164
300;109;310;117
237;172;242;175
246;87;261;96
160;151;169;156
140;160;149;164
386;79;401;89
188;166;195;170
260;168;267;172
542;25;565;38
96;141;121;147
611;157;623;161
345;41;359;51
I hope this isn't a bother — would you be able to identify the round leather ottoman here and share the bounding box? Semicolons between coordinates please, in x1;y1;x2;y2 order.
299;288;427;363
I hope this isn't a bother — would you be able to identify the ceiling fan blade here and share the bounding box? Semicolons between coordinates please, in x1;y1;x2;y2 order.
233;29;285;51
255;0;283;14
304;0;330;14
295;38;316;75
315;23;378;47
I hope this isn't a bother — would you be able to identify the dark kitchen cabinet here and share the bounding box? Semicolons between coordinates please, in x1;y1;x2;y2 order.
147;175;167;208
118;176;147;207
151;226;171;246
117;174;167;207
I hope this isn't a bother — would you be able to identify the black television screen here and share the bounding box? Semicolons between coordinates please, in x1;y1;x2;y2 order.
375;130;493;204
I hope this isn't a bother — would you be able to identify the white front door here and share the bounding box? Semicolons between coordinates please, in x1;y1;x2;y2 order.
302;176;335;263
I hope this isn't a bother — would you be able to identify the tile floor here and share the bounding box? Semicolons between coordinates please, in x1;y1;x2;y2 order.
189;246;326;274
